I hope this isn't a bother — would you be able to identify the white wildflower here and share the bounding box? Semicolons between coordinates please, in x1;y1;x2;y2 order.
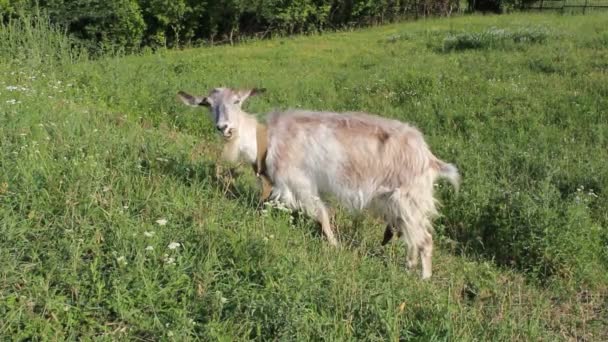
144;231;155;237
163;255;176;265
167;331;174;337
156;218;168;226
116;256;127;265
264;199;291;212
145;245;154;251
167;242;180;250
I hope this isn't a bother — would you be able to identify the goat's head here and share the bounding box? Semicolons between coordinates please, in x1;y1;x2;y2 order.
177;87;265;140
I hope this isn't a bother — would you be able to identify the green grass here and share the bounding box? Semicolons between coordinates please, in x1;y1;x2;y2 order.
1;12;607;340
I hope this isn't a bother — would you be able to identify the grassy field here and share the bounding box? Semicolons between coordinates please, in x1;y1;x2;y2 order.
1;12;607;340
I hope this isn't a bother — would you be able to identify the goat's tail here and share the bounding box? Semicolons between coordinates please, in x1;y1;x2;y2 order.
433;158;461;192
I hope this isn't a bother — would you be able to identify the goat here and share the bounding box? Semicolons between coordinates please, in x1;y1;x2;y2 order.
177;88;273;202
263;109;460;279
179;87;460;279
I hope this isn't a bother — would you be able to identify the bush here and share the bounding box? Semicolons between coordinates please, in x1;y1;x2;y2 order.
42;0;145;52
468;0;527;13
6;0;461;52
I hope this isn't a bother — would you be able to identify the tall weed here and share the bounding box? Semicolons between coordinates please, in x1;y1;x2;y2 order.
0;11;88;69
441;26;551;52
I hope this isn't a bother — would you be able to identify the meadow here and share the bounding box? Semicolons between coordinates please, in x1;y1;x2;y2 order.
1;12;607;340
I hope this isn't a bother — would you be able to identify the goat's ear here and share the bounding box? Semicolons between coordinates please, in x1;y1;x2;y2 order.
177;91;209;107
236;88;266;103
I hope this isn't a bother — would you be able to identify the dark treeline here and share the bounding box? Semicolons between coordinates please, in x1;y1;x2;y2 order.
2;0;471;52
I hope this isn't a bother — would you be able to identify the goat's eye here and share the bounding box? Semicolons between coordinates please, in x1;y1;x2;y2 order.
233;99;240;104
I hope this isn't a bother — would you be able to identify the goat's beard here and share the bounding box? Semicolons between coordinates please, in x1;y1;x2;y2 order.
221;135;240;163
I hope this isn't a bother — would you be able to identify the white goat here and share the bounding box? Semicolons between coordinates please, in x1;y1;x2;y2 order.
179;87;460;279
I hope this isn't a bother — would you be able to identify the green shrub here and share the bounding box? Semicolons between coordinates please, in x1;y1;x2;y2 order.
6;0;460;52
45;0;145;52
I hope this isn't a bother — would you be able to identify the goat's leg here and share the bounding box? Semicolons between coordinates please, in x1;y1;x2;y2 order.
407;240;420;270
315;202;338;247
381;225;394;246
301;197;338;247
395;219;419;269
251;164;273;205
419;232;433;280
392;188;436;279
386;192;420;269
258;175;273;203
286;175;338;247
409;211;434;279
400;214;434;279
382;223;405;246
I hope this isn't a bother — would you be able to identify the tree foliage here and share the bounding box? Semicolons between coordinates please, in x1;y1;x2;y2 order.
3;0;462;51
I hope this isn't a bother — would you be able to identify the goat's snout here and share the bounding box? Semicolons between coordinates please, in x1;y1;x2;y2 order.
216;124;234;139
